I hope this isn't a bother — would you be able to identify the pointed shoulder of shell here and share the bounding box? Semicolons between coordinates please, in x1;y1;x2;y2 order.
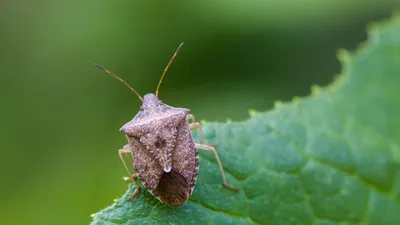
121;104;189;137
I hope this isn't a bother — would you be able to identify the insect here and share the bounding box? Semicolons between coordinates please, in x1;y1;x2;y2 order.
94;42;237;207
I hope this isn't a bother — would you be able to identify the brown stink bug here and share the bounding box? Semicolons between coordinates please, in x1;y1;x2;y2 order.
94;42;237;207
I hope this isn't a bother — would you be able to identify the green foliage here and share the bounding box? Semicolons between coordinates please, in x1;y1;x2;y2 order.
90;13;400;225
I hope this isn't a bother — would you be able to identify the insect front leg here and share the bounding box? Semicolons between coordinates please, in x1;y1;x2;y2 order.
118;144;140;200
187;114;205;144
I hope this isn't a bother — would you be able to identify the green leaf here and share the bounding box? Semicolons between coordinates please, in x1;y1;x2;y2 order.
90;13;400;225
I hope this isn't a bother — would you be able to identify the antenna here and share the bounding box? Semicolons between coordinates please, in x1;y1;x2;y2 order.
155;42;184;98
93;63;144;102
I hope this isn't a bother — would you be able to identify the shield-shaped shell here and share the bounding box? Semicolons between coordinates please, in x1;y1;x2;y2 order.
120;93;199;206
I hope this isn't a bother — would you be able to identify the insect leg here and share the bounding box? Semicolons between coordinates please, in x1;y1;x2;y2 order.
187;114;196;123
187;114;205;144
128;173;140;200
118;144;140;200
118;144;134;177
194;143;238;192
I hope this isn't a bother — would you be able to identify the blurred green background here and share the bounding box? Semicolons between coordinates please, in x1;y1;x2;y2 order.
1;1;399;224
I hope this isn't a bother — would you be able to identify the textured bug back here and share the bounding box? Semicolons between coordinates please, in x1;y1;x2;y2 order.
121;94;199;206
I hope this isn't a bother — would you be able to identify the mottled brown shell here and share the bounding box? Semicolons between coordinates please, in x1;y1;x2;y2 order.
121;94;199;206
